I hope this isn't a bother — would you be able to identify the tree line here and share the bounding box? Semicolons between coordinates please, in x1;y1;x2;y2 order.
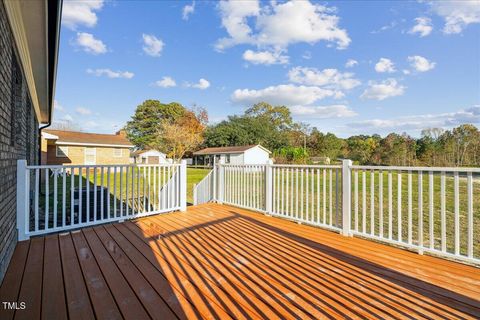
125;100;480;167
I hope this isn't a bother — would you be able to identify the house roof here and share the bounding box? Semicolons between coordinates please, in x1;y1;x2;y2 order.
43;130;133;147
131;149;165;156
193;144;271;155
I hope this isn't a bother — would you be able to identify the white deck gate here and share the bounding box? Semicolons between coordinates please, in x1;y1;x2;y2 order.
194;159;479;264
16;160;187;240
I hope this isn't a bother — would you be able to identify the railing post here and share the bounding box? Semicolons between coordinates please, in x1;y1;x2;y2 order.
16;160;29;240
265;159;273;214
342;159;352;236
193;183;197;205
180;160;187;212
212;158;217;202
217;159;225;204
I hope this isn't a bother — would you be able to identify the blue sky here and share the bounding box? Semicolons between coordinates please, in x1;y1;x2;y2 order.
53;0;480;137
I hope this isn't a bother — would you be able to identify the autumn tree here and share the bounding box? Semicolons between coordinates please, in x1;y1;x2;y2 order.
158;108;208;161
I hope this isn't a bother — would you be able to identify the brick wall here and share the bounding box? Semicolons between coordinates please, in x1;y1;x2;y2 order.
0;3;39;283
46;144;132;165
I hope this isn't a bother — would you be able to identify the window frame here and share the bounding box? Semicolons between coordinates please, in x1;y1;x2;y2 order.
56;146;69;158
113;148;123;158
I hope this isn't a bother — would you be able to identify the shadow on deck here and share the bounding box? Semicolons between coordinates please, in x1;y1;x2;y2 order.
1;203;479;319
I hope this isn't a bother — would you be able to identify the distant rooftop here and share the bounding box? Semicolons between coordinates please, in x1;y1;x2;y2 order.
43;129;133;147
193;145;270;155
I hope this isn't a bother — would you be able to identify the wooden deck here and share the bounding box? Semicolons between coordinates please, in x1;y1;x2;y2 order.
1;203;479;319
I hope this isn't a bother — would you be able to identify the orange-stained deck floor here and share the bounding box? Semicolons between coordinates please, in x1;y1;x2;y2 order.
1;203;479;319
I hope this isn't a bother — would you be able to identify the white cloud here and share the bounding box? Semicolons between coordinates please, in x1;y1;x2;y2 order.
75;32;107;54
231;84;340;106
242;49;289;65
154;76;177;88
62;0;104;30
350;106;480;132
75;107;92;115
361;78;405;100
187;78;210;90
429;1;480;34
290;105;357;119
345;59;358;68
86;68;134;79
142;34;164;57
216;0;350;51
375;58;396;73
54;100;64;112
288;67;361;90
371;21;398;34
182;2;195;20
407;55;436;72
409;17;433;37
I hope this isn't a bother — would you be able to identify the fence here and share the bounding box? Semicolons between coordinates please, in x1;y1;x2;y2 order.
195;159;479;264
193;169;214;205
16;160;187;240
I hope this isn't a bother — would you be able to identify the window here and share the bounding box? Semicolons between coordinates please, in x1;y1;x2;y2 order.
225;154;231;164
10;49;22;147
113;148;123;157
84;147;96;165
56;146;68;157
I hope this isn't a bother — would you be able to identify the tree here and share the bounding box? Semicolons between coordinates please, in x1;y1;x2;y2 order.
125;100;186;149
158;109;207;161
204;102;292;150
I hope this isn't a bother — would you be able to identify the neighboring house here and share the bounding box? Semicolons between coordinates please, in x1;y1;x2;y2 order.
41;129;134;165
0;0;61;281
131;149;170;164
193;145;271;166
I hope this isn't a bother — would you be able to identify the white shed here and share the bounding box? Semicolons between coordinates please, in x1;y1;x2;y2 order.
131;150;170;164
192;145;271;166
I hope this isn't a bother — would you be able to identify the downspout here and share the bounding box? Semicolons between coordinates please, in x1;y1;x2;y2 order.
38;0;62;165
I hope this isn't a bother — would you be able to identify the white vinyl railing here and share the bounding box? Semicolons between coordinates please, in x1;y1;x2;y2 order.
192;169;214;205
350;165;479;264
210;160;479;264
16;160;187;240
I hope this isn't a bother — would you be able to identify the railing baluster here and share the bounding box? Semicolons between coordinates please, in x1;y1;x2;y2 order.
440;171;446;252
316;169;320;224
53;169;58;228
113;167;117;217
45;168;49;230
454;171;460;255
107;167;111;220
398;172;402;242
86;168;90;224
100;167;104;219
329;169;332;226
354;170;358;231
362;170;366;233
429;171;434;249
388;171;392;240
70;169;74;225
418;171;423;251
323;169;326;224
370;170;375;235
305;168;308;221
78;167;82;225
467;172;473;258
62;168;66;227
379;170;383;238
408;171;412;244
93;168;97;221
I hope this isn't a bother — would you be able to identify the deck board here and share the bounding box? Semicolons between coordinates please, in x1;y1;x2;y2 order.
1;203;479;319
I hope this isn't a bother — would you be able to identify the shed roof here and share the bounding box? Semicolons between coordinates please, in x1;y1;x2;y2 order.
193;144;271;155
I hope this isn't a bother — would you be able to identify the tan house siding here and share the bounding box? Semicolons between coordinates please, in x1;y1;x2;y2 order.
46;144;131;165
